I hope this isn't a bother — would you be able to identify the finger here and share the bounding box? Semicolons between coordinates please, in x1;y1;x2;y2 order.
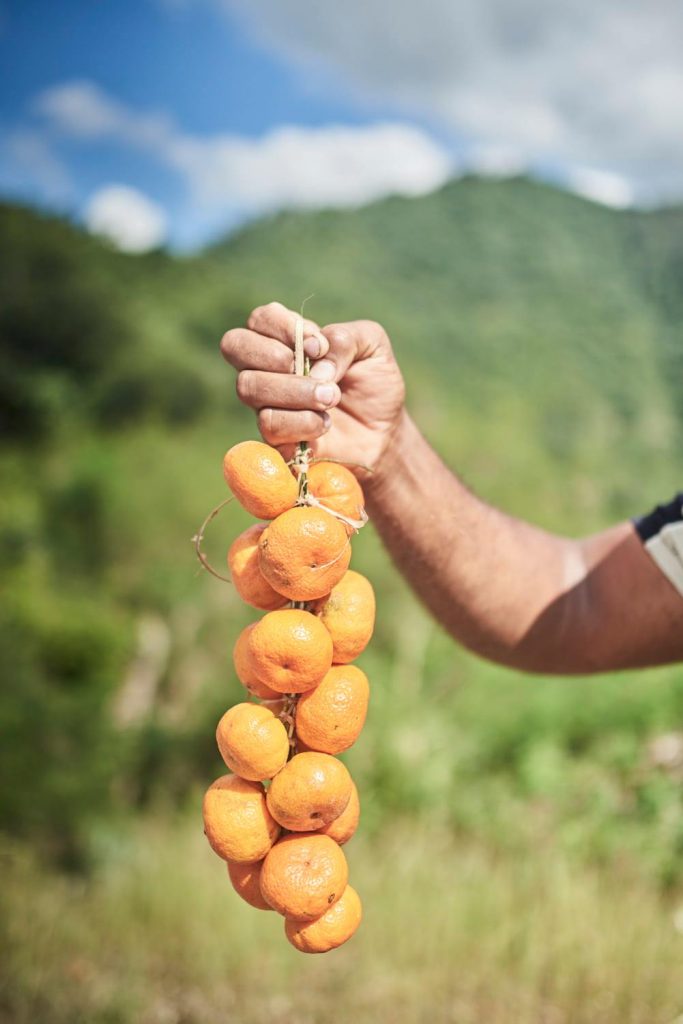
220;328;295;372
311;320;387;383
236;370;341;413
258;408;331;446
247;301;330;359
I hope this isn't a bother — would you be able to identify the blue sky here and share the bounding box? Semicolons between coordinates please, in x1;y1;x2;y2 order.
1;0;681;250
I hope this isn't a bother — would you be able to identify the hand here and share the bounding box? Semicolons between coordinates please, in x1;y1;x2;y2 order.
220;301;406;475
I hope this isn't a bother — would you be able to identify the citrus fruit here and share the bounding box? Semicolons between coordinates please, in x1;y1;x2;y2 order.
258;506;352;601
223;440;298;519
285;884;362;952
246;608;333;694
228;524;288;611
313;570;375;663
266;751;352;830
216;703;290;781
202;774;280;863
227;858;272;911
232;623;280;700
295;665;369;755
307;461;365;522
260;832;348;919
319;780;360;845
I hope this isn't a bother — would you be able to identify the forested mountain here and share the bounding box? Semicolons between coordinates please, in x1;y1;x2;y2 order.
1;177;681;866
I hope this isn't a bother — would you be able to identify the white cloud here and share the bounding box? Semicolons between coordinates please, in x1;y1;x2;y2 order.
566;167;634;210
84;184;167;252
169;122;452;211
34;80;173;147
466;143;527;179
36;81;453;218
221;0;683;203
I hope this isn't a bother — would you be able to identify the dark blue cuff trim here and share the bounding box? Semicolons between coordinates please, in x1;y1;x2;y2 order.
634;493;683;543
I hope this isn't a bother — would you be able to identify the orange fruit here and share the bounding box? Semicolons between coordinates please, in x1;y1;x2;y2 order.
247;609;333;694
258;506;352;602
226;858;272;911
203;774;280;863
228;524;288;611
294;663;368;753
223;440;298;520
285;884;362;953
266;751;352;831
260;832;348;919
319;780;360;846
216;703;290;781
232;623;280;700
313;570;375;663
295;665;369;755
307;462;365;522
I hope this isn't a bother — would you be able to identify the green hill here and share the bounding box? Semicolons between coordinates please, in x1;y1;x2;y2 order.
1;177;682;871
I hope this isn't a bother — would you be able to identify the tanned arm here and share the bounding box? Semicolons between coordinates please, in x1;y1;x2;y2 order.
220;302;683;674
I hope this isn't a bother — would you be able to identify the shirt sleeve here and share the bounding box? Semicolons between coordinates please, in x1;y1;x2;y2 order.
634;493;683;597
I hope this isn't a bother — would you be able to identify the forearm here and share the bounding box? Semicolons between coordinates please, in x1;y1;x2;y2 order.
365;413;665;673
222;304;682;671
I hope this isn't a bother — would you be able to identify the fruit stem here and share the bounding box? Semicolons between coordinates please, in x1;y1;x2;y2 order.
281;313;312;760
293;313;311;502
192;496;235;582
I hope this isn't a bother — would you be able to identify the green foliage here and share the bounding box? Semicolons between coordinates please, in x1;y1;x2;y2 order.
0;179;682;884
0;596;130;868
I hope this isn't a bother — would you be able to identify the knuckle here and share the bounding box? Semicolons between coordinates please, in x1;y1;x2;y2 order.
236;370;254;402
246;305;266;330
362;319;388;343
325;324;347;344
247;301;285;332
325;325;352;352
257;408;274;437
219;328;238;358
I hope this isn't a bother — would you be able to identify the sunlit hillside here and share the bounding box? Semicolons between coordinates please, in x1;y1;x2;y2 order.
2;178;682;1023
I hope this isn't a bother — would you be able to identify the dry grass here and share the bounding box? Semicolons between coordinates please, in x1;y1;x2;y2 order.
3;812;683;1024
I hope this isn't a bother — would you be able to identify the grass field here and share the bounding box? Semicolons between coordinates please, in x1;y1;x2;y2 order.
4;813;683;1024
2;182;683;1023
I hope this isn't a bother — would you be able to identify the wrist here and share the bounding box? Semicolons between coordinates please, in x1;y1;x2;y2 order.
363;410;417;509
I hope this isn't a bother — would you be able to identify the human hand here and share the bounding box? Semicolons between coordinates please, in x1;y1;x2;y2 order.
220;302;406;475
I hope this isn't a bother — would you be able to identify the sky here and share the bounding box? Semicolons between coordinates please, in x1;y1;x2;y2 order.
0;0;681;251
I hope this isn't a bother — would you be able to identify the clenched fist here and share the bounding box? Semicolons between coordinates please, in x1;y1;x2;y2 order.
220;301;406;475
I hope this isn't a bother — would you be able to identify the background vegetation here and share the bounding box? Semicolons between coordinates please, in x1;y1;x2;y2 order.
2;177;683;1022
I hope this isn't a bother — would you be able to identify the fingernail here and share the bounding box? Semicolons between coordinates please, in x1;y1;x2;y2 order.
321;412;331;431
309;359;335;381
304;336;321;358
315;384;337;407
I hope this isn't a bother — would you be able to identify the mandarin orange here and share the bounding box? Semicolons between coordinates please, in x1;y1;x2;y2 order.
260;832;348;919
227;858;272;911
228;524;288;611
319;780;360;846
295;665;369;755
216;703;289;781
266;751;352;831
203;774;280;863
246;608;333;694
306;462;365;522
258;506;351;601
223;440;298;520
313;570;375;663
285;884;362;953
232;623;280;700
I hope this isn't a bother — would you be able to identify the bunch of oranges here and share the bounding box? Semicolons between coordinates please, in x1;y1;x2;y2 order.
202;438;374;954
